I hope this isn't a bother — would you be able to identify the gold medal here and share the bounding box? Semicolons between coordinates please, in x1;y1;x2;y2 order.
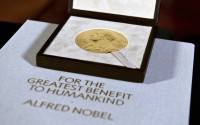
75;29;128;53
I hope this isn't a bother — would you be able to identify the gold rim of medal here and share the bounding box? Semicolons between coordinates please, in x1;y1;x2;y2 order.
75;28;128;53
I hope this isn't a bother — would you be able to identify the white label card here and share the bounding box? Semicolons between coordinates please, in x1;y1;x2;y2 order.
0;20;194;125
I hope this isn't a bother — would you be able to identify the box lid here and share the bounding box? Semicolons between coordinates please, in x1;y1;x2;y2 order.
68;0;161;25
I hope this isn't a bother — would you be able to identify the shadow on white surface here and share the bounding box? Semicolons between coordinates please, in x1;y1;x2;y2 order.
23;25;57;66
144;40;179;84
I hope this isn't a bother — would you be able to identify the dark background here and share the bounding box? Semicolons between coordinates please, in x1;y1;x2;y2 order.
0;0;199;125
0;0;200;41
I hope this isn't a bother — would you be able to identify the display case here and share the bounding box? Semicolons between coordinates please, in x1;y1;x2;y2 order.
37;0;161;82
